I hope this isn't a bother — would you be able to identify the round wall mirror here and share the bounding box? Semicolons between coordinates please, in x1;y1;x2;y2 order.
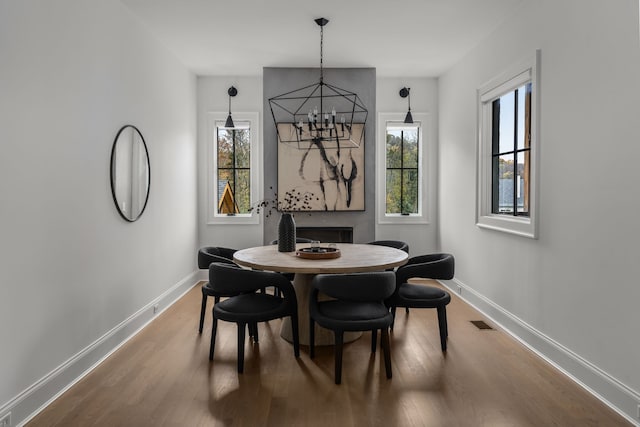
110;125;150;222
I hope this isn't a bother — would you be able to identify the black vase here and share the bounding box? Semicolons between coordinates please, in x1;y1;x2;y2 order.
278;213;296;252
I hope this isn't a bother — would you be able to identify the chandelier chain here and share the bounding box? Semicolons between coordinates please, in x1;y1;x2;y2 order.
320;24;324;83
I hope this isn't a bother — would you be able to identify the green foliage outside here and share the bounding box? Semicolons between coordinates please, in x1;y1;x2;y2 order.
386;129;419;214
217;127;251;213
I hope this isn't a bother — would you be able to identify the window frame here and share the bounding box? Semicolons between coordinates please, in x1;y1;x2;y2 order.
376;112;431;225
476;50;540;238
207;111;260;224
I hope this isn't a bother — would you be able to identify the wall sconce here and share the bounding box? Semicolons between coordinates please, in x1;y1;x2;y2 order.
225;86;238;128
399;87;413;124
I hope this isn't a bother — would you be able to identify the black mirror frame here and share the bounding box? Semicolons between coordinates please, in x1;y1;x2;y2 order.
110;124;151;222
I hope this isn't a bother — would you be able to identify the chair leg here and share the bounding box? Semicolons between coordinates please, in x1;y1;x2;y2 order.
309;317;316;359
291;313;300;358
209;317;218;360
437;306;448;352
390;306;397;331
249;322;259;342
237;322;246;373
334;331;344;385
381;327;392;379
199;291;208;334
405;307;410;314
371;329;377;353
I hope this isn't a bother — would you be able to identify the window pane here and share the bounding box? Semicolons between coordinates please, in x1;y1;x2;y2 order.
523;83;532;149
217;170;234;214
403;129;418;168
385;122;422;218
235;129;251;168
217;128;233;168
235;169;251;213
492;153;514;214
517;86;526;150
402;169;418;214
386;130;402;168
499;91;515;154
386;169;401;213
516;151;530;215
493;91;515;155
516;84;532;150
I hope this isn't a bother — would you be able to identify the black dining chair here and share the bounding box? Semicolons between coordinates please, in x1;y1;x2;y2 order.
368;240;410;313
208;262;300;373
367;240;409;255
385;253;455;352
197;246;238;334
309;271;396;384
269;237;315;245
269;237;315;285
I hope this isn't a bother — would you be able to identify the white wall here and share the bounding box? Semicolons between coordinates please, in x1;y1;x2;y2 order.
376;78;439;255
439;0;640;422
197;75;264;250
0;1;198;424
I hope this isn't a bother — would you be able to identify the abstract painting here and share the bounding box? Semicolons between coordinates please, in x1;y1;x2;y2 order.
277;123;365;211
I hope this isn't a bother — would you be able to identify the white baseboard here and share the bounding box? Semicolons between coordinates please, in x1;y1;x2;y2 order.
0;271;201;427
443;278;640;427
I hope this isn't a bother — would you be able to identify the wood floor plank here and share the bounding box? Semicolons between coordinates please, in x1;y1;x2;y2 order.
26;280;632;427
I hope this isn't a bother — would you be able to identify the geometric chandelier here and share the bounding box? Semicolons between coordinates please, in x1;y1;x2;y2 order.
268;18;368;149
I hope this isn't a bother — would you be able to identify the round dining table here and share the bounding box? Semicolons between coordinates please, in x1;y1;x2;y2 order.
233;243;408;345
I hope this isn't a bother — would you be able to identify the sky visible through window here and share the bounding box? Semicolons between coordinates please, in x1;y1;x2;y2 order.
493;84;530;214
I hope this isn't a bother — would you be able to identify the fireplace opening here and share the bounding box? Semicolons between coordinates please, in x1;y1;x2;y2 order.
296;227;353;243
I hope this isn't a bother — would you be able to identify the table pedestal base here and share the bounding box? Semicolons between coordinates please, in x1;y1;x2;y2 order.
280;273;362;346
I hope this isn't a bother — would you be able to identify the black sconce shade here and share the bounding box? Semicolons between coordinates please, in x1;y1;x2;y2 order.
226;86;238;128
399;87;413;124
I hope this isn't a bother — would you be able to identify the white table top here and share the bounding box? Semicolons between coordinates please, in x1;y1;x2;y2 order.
233;243;408;274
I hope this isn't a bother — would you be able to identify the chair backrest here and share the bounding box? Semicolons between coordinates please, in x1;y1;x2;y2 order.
198;246;237;269
395;253;455;285
367;240;409;254
209;262;295;299
269;237;315;245
311;271;396;302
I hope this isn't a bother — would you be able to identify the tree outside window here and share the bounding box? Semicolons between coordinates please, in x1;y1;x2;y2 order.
216;124;251;214
385;126;420;215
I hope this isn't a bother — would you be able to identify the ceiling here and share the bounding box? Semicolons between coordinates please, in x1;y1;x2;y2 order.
120;0;525;77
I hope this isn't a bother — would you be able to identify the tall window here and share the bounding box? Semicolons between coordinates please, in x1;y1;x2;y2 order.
208;111;259;224
376;112;430;225
386;125;419;214
491;83;531;216
216;123;250;214
477;51;539;238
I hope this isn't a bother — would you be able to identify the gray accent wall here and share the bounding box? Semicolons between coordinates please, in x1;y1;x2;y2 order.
263;67;376;244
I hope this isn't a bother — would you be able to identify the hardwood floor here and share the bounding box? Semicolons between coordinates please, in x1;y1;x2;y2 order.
28;280;631;426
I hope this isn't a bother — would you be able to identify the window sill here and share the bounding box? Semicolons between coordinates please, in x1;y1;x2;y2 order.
378;214;429;225
476;214;537;239
207;214;259;225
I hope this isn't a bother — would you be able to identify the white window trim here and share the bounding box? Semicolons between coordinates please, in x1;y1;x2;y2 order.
476;50;541;239
207;111;261;224
376;112;431;225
